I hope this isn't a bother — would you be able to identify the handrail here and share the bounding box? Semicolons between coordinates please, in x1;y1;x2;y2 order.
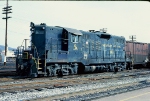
31;43;39;59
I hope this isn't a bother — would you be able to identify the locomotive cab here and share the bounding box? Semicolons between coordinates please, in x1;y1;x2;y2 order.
62;27;82;51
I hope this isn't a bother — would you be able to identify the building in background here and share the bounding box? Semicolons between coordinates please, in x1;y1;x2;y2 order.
0;46;15;63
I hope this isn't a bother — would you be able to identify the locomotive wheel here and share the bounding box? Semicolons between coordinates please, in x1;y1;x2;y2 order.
114;67;118;73
38;74;44;77
129;67;133;70
16;65;22;75
46;68;51;77
57;69;63;76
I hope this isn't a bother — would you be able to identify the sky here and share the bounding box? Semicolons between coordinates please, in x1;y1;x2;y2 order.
0;1;150;48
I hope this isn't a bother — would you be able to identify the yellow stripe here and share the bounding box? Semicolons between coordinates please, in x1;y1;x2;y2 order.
120;92;150;101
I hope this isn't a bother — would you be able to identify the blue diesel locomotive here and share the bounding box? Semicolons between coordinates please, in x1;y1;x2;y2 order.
16;22;129;77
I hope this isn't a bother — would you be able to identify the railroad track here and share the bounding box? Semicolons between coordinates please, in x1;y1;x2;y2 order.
0;69;150;93
1;75;150;101
0;68;150;100
0;62;16;76
0;71;16;76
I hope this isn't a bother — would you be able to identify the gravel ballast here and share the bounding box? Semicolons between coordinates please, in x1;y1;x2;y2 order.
0;75;150;101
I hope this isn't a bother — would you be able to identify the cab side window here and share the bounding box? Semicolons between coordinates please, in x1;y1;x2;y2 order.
71;34;79;43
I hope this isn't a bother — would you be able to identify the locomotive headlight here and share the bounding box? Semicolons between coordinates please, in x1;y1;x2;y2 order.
30;28;34;31
30;28;35;34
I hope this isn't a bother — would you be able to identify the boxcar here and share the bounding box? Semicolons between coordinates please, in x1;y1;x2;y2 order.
125;41;149;68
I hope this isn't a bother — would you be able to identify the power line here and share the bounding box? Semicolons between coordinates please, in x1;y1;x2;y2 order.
0;4;6;6
12;17;30;23
0;28;29;35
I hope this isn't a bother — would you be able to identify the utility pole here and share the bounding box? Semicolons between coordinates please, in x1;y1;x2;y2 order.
2;0;12;65
129;35;136;67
